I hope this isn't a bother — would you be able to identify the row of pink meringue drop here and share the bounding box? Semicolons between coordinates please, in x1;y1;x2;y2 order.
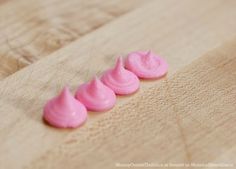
43;51;168;128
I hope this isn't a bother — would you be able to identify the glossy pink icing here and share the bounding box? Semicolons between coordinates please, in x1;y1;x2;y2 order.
43;86;87;128
75;77;116;112
125;51;168;79
101;57;140;95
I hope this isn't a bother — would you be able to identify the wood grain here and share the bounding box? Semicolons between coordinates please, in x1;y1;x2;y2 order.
0;0;145;79
0;0;236;168
29;39;236;169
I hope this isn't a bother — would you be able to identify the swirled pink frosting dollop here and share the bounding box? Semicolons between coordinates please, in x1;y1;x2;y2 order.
75;77;116;112
101;57;140;95
125;51;168;79
43;86;87;128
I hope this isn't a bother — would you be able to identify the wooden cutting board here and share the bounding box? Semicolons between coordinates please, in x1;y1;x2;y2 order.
0;0;236;168
0;0;146;79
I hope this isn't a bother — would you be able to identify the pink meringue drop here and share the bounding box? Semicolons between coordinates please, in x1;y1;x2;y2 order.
101;57;140;95
43;86;87;128
125;51;168;79
75;77;116;112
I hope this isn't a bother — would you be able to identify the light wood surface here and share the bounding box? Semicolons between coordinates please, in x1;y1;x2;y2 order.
31;39;236;169
0;0;236;168
0;0;145;79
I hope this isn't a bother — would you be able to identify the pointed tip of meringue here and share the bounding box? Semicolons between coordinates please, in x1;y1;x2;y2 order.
89;76;103;90
143;50;156;65
91;76;99;82
62;85;70;93
58;86;73;105
116;56;124;67
145;50;153;60
146;50;151;56
113;56;125;74
117;56;123;63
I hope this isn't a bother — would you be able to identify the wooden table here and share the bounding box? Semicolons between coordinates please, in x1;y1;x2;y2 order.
0;0;236;168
